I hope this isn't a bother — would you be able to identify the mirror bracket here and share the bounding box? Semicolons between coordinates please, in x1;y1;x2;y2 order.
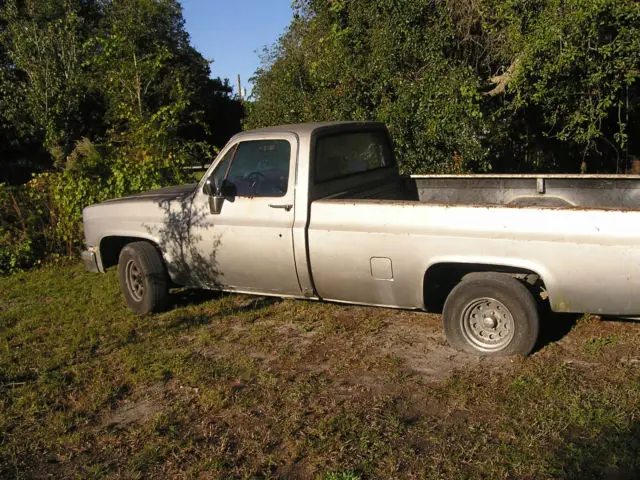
208;195;224;215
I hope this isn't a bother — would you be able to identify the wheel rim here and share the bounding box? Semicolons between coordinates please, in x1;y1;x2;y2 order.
125;259;145;302
460;297;515;352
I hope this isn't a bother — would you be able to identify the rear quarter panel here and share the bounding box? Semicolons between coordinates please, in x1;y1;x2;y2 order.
308;199;640;315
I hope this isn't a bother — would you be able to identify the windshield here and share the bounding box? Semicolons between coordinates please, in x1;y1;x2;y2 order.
314;129;395;183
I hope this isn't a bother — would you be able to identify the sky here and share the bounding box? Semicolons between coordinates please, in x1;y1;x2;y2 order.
180;0;295;98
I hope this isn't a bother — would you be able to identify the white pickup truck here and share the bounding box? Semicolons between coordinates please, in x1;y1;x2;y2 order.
82;121;640;356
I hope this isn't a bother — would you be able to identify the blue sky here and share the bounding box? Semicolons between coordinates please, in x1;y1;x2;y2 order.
180;0;294;97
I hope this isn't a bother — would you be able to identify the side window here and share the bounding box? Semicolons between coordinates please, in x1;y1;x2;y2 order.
314;130;394;183
225;140;291;197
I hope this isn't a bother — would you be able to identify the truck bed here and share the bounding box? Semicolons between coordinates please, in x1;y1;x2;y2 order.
330;174;640;210
411;175;640;209
308;174;640;317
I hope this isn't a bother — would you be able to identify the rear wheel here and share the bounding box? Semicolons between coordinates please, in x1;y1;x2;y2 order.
117;241;168;314
442;273;539;356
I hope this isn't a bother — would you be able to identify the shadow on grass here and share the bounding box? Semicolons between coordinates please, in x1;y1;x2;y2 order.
168;288;282;312
168;288;228;308
535;311;640;354
600;315;640;324
233;296;282;312
533;310;580;353
556;420;640;479
163;291;282;331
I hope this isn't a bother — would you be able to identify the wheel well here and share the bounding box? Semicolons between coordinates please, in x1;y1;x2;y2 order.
99;236;156;270
423;263;547;313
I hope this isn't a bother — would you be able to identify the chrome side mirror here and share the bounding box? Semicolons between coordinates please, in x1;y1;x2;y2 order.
203;178;225;215
208;194;225;215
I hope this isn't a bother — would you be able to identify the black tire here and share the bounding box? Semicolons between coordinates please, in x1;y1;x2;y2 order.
117;241;168;314
442;272;540;356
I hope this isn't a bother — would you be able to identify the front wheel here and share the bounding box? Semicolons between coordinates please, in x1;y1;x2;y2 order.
442;273;540;356
117;241;168;314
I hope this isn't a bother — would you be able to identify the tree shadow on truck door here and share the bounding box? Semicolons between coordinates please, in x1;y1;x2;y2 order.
145;193;224;306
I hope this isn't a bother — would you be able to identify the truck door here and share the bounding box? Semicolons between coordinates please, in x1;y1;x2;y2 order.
193;133;302;295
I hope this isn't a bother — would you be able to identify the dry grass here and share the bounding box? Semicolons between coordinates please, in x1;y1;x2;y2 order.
1;264;639;479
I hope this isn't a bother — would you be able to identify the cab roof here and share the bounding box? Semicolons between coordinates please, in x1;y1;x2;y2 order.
230;121;386;141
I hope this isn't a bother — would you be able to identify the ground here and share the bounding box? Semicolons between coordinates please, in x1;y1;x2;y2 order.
1;264;639;479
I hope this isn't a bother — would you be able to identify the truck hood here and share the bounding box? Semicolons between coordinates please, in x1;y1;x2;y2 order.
100;183;197;204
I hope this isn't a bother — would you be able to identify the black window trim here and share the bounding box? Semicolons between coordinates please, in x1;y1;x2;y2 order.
204;143;238;194
311;126;397;185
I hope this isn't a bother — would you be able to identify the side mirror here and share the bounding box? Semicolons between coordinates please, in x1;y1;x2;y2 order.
203;177;224;215
204;177;234;196
203;178;215;196
208;195;225;215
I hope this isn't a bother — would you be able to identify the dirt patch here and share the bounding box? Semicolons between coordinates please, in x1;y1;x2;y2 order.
373;311;512;382
197;299;511;388
106;398;158;428
103;384;170;429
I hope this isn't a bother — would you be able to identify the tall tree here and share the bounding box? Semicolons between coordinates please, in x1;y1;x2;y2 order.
0;0;244;182
0;0;98;155
249;0;489;173
480;0;640;172
81;1;241;184
249;0;640;173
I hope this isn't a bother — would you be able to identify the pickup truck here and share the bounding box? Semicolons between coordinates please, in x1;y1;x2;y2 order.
82;121;640;356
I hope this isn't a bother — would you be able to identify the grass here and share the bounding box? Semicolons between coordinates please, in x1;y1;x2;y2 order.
1;264;640;478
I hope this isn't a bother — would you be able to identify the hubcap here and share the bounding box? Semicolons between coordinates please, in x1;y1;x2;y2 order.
460;297;515;352
483;316;498;329
125;260;145;302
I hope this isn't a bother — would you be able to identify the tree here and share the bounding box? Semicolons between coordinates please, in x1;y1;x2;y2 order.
481;0;640;172
248;0;640;173
0;0;245;270
0;0;244;182
248;0;490;173
0;0;98;155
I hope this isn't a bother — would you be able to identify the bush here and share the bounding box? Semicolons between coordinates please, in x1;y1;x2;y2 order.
0;184;38;274
0;135;206;274
248;0;640;173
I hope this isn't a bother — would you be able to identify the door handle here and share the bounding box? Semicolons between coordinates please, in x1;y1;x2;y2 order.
268;203;293;212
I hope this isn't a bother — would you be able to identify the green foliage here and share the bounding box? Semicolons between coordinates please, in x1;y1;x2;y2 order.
0;186;34;274
510;0;639;145
482;0;640;172
0;162;109;274
249;1;488;173
249;0;640;173
0;0;243;271
325;470;362;480
0;0;91;153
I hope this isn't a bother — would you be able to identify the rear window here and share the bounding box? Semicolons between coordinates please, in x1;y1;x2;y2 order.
314;130;394;183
